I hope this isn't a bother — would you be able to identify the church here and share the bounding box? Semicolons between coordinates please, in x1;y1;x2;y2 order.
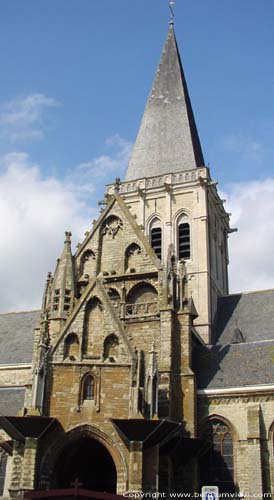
0;15;274;499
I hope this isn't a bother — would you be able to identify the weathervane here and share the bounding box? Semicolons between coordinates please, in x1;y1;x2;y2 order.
169;0;175;25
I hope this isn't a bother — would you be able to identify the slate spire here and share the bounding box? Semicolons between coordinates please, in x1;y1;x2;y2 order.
125;24;204;181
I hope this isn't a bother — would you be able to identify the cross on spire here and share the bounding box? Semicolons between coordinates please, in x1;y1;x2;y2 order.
169;0;175;25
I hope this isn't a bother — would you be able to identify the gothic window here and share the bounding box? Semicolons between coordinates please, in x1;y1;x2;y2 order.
82;374;95;401
0;452;7;496
200;418;235;493
64;333;79;361
104;334;119;362
178;222;190;259
149;218;162;260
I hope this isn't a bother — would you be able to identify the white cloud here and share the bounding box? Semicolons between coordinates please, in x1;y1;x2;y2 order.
0;94;58;143
224;178;274;293
0;133;132;313
0;152;95;312
76;134;132;179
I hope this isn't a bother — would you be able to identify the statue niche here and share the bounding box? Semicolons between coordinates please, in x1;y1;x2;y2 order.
83;297;103;358
80;249;96;279
64;333;80;361
103;334;119;362
125;243;142;273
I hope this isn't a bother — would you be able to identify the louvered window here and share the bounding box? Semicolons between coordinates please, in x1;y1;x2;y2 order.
151;227;162;260
178;223;190;259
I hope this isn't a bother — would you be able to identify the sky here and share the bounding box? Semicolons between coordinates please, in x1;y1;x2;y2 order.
0;0;274;312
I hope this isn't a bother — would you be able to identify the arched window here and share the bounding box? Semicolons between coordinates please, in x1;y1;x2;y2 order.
200;418;235;493
0;451;7;496
178;222;190;259
82;374;95;401
149;218;162;260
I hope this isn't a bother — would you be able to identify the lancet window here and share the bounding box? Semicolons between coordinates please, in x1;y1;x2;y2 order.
149;218;162;260
82;374;95;401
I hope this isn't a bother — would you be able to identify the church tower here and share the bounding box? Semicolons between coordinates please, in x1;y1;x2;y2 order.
0;19;233;499
109;23;231;343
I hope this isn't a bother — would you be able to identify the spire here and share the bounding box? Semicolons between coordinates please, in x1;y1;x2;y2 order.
125;24;204;181
50;231;76;317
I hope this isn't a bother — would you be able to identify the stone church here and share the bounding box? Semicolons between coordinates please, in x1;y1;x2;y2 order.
1;19;274;499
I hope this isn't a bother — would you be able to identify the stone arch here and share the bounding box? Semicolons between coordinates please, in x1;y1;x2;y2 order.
83;297;103;357
199;414;238;441
64;333;79;361
126;282;158;316
199;415;236;493
40;424;127;494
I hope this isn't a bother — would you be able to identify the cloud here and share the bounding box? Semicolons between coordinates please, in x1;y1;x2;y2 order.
0;94;58;143
0;152;95;312
76;134;132;180
0;134;132;313
224;178;274;293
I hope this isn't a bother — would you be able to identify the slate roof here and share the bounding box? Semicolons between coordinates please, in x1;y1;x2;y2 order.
193;341;274;390
125;24;204;182
0;310;40;364
213;289;274;344
0;387;25;416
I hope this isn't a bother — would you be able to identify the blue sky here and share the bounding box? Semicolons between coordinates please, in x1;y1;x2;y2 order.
0;1;274;311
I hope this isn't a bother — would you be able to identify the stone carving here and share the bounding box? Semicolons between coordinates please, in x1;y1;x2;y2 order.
102;217;123;239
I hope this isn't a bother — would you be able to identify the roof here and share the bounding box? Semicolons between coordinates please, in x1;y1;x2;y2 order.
213;289;274;344
125;24;204;182
0;387;25;416
193;341;274;390
0;310;40;364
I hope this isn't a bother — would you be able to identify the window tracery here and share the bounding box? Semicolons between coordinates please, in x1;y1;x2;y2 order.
200;418;235;493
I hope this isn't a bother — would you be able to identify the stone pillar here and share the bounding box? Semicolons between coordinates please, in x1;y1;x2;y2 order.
8;441;24;499
143;446;159;493
247;405;263;496
21;438;38;491
128;442;143;493
179;312;196;436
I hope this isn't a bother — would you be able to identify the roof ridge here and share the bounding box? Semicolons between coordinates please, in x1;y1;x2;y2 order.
0;309;40;317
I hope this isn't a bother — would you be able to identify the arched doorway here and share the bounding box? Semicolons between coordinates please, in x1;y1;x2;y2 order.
53;436;117;493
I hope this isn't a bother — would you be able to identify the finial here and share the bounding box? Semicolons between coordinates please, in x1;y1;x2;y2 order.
169;0;175;25
114;177;121;193
65;231;72;243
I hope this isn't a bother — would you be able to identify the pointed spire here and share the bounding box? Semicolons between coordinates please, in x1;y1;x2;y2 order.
125;24;204;181
50;231;76;317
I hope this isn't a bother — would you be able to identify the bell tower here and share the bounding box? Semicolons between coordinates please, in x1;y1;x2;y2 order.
107;23;231;343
